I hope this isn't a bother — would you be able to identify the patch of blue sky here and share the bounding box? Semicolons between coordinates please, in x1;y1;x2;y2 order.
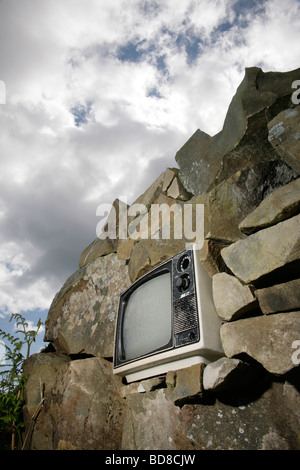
117;39;148;63
117;39;170;81
175;31;204;65
232;0;266;16
71;101;92;127
146;87;163;99
209;0;267;47
154;54;169;76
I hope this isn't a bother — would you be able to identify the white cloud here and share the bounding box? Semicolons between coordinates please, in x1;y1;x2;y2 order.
0;0;299;344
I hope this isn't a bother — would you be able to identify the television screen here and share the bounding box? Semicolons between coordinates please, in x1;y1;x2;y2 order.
122;272;172;360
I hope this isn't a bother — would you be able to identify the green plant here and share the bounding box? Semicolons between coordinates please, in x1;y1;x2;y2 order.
0;313;42;450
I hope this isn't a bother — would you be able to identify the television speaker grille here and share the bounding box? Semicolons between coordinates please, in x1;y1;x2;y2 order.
173;294;198;335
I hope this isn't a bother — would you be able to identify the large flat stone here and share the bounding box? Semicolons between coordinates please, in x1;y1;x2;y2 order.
191;160;297;243
255;278;300;314
220;311;300;375
239;177;300;234
221;214;300;284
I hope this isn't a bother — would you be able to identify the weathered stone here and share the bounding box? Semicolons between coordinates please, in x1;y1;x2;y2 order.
102;198;129;251
128;238;186;282
167;176;192;200
122;370;300;450
165;363;205;406
177;380;300;450
132;193;184;241
44;253;131;357
23;352;71;450
268;107;300;174
198;239;228;277
203;357;256;392
239;177;300;234
192;160;297;243
255;278;300;314
23;353;71;416
117;237;135;260
176;67;300;195
79;237;113;268
220;311;300;375
176;128;212;195
162;168;177;192
48;357;125;450
221;214;300;284
120;376;165;398
212;273;257;321
122;389;180;450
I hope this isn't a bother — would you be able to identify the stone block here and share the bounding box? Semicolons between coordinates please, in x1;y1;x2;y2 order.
198;239;228;277
239;177;300;234
167;176;192;200
122;389;180;450
117;238;135;260
102;198;129;251
79;237;113;268
203;357;257;392
166;363;205;406
220;311;300;375
191;160;297;243
212;272;258;321
162;168;176;192
47;357;125;450
255;278;300;314
221;214;300;284
128;238;186;282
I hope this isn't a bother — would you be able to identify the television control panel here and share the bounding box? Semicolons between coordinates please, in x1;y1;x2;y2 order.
172;251;200;347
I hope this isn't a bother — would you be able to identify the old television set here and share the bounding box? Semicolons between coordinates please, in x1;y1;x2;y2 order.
113;245;224;383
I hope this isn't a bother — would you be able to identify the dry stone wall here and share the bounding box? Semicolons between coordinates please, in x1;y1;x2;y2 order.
23;67;300;450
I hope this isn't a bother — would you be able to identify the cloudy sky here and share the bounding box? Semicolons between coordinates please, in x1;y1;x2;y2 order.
0;0;299;353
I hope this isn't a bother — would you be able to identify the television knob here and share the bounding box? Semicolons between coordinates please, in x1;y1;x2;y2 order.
176;275;190;291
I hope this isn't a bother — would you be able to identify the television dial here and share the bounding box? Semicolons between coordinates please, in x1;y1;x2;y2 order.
177;254;190;272
176;274;190;292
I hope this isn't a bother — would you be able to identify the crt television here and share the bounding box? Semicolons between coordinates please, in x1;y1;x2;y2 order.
113;245;224;383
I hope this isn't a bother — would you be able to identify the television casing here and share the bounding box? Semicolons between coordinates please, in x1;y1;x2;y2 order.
113;245;224;383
